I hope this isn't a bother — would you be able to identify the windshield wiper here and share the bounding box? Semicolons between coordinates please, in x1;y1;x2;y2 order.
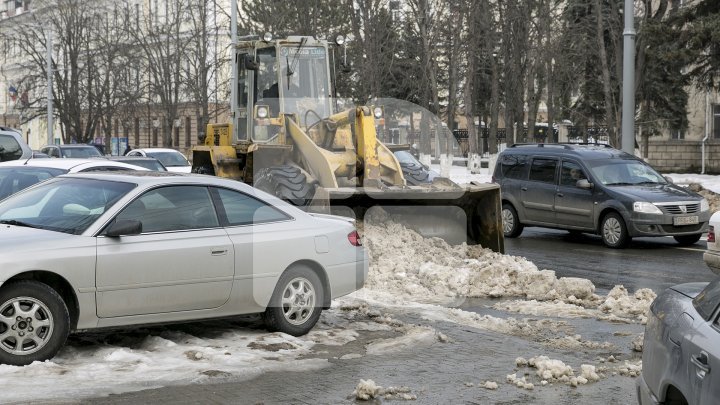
605;182;634;186
634;181;661;185
0;219;39;229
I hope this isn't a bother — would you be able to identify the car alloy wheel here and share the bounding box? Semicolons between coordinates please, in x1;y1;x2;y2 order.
0;296;54;356
281;277;317;326
601;212;629;248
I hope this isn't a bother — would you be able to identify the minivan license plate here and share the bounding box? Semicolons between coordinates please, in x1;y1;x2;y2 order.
674;216;699;226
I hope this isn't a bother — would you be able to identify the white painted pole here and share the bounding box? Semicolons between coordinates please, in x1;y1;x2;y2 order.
46;30;53;145
621;0;636;155
230;0;238;139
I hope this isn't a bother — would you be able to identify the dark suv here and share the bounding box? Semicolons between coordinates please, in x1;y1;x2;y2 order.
493;143;710;248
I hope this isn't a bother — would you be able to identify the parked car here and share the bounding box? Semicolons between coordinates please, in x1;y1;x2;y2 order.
638;278;720;405
0;127;33;162
40;144;105;159
0;171;367;365
107;156;167;171
393;150;439;185
493;144;710;248
0;158;148;200
704;211;720;275
125;148;191;173
31;151;50;158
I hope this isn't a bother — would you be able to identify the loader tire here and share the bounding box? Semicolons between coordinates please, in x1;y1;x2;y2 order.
254;165;316;207
399;162;431;185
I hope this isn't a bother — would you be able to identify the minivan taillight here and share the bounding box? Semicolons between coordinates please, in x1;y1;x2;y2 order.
348;230;362;246
709;226;715;243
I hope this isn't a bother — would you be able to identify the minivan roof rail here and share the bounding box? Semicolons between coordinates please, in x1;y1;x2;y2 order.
509;142;614;149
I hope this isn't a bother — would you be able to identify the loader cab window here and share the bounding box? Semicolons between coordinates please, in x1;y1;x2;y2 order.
253;47;280;143
280;45;331;127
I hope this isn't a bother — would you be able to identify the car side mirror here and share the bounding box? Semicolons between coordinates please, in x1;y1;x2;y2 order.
577;179;593;189
663;176;674;184
105;219;142;237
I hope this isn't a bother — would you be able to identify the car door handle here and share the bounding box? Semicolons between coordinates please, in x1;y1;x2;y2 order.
521;187;528;191
691;352;711;375
211;249;228;256
556;193;564;197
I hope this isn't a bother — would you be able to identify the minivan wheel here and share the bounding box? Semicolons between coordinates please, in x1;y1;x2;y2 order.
674;233;702;246
501;203;524;238
601;212;630;248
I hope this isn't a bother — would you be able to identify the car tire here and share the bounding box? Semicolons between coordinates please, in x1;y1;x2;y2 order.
254;165;317;207
501;203;524;238
263;265;324;336
674;233;702;246
0;281;70;366
601;212;630;248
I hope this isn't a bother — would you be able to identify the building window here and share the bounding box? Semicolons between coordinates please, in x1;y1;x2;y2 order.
671;129;685;140
714;105;720;139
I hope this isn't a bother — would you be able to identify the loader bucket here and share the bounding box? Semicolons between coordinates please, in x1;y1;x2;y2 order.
312;182;504;253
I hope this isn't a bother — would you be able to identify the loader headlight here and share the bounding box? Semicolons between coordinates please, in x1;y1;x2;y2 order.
262;32;273;42
257;105;269;118
373;106;383;119
335;35;345;45
633;201;663;215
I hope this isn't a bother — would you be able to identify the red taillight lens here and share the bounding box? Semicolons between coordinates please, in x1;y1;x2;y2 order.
348;230;362;246
709;226;715;243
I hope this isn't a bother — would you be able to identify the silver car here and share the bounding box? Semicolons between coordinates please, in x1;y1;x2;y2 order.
703;211;720;275
638;279;720;404
0;172;367;365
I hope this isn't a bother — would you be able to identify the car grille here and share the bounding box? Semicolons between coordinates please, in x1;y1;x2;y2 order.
657;203;701;215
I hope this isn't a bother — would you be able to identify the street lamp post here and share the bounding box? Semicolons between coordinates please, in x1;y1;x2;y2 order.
46;30;53;145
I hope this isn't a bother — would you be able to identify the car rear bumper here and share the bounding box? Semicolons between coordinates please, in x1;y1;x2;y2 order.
636;374;660;405
326;252;369;299
704;250;720;275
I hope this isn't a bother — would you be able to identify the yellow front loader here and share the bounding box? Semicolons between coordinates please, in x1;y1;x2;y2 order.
192;35;504;252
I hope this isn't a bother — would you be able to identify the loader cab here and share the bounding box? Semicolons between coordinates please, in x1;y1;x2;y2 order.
236;36;334;143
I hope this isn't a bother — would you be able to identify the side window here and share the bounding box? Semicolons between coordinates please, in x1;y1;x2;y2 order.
50;148;60;158
213;187;291;226
529;158;558;184
500;154;529;180
560;161;587;187
0;135;23;162
116;186;219;233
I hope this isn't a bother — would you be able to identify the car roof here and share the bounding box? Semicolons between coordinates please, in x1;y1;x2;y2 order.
60;171;262;193
0;158;146;171
500;143;636;161
42;144;98;149
131;148;183;154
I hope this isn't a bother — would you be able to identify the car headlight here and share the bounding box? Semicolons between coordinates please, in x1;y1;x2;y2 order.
257;106;269;119
633;201;663;215
373;106;383;119
701;198;710;212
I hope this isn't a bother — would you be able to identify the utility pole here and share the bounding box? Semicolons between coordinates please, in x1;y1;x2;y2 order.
230;0;238;138
46;30;53;145
621;0;635;155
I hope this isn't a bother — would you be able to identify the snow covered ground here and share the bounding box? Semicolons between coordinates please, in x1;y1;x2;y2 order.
4;163;716;403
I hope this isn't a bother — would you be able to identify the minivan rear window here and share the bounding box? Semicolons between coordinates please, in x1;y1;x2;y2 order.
499;155;529;180
0;135;23;162
693;278;720;321
529;158;557;183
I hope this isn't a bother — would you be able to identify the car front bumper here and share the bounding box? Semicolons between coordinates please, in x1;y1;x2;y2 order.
704;250;720;275
627;212;710;237
636;374;660;405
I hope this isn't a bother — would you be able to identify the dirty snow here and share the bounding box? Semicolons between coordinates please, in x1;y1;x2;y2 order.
351;379;417;401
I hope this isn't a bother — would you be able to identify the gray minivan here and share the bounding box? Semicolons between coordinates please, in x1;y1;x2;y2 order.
493;143;710;248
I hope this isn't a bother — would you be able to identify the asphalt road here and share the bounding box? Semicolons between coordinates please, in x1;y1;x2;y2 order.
504;227;716;293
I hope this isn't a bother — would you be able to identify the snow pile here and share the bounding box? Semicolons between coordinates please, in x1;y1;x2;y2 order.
512;356;602;388
617;360;643;377
598;286;656;324
360;221;654;324
506;373;534;390
632;334;644;352
481;381;499;390
351;379;417;401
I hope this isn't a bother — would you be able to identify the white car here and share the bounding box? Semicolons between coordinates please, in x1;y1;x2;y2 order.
125;148;191;173
0;171;367;365
0;158;148;200
704;211;720;275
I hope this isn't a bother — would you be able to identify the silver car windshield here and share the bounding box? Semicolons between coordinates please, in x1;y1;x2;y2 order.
147;152;189;167
0;178;135;235
585;159;667;186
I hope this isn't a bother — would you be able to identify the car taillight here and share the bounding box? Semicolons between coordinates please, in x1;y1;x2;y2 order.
348;230;362;246
709;226;715;243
